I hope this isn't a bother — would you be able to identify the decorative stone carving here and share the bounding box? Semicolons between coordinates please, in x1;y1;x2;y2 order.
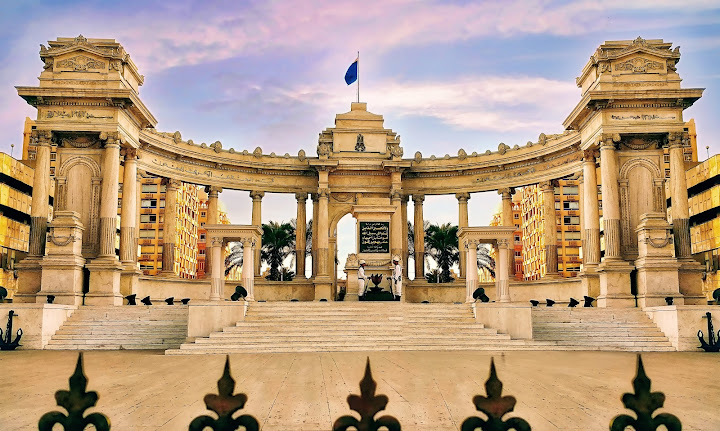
253;147;263;158
31;129;53;146
455;192;470;203
414;151;422;163
298;149;306;162
497;143;508;155
387;143;403;158
538;133;547;146
59;134;100;149
345;253;359;267
582;149;597;162
355;134;365;152
57;55;105;71
458;149;467;160
172;131;182;144
317;142;332;157
620;135;662;151
99;131;124;146
615;58;663;73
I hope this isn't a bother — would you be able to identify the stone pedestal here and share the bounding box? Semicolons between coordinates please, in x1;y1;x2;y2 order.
677;258;706;304
634;213;683;308
120;268;141;298
579;264;601;299
313;277;334;301
14;257;43;303
37;211;86;306
597;260;634;307
85;258;123;305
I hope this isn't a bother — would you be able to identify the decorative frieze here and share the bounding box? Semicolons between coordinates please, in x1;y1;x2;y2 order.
615;58;663;73
56;55;106;71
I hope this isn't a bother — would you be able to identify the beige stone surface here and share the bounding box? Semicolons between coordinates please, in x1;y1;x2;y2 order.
0;350;718;430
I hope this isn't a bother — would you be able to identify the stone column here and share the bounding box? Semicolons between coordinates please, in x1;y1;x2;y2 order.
599;134;622;260
496;238;510;302
456;192;470;278
242;237;255;301
498;187;515;276
161;178;181;276
250;190;264;276
669;133;691;258
209;237;223;301
401;195;409;277
16;130;52;302
390;191;403;264
29;130;52;258
317;189;330;277
136;171;143;258
120;149;138;264
582;150;601;266
540;180;559;278
98;137;121;259
669;132;706;304
311;193;319;277
295;192;308;278
466;240;478;302
205;186;221;276
413;195;425;280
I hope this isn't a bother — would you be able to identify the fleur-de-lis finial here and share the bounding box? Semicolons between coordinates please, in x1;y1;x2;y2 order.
333;357;401;431
610;355;682;431
189;355;259;431
461;358;531;431
38;352;110;431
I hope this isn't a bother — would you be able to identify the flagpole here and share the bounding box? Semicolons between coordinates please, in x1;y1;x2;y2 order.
357;51;360;103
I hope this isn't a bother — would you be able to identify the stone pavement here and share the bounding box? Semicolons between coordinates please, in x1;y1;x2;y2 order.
1;350;718;430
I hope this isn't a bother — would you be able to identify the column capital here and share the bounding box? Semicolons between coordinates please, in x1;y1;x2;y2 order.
250;190;265;201
163;177;182;191
582;149;598;162
412;194;425;204
497;187;515;198
497;238;510;248
539;180;557;192
465;238;479;247
210;236;223;247
318;188;330;199
205;185;222;198
295;192;308;202
31;129;53;147
311;192;319;202
599;133;621;149
121;147;138;160
99;131;124;147
390;190;403;201
667;131;689;149
455;192;470;203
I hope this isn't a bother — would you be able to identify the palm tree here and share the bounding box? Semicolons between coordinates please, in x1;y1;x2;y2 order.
224;242;243;277
424;223;459;283
261;221;295;281
477;244;495;278
288;218;312;277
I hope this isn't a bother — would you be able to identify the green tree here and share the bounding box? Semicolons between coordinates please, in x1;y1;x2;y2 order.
477;244;496;278
261;221;296;281
224;243;243;277
424;223;459;283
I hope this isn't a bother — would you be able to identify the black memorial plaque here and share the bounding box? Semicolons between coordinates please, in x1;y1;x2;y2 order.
359;221;390;253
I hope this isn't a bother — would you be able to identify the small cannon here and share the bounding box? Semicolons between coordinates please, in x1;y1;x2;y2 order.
473;288;490;303
230;285;247;301
0;286;7;303
698;312;720;352
568;298;580;308
0;310;22;350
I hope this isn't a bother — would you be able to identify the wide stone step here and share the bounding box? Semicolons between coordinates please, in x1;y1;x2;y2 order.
201;334;511;343
46;343;177;350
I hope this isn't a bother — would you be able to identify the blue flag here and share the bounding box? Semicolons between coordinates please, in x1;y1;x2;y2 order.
344;58;358;85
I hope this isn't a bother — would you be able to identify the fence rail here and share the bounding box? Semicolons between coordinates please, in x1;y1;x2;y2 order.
39;352;680;431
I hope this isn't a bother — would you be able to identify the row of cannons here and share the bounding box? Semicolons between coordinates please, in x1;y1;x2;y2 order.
32;351;687;430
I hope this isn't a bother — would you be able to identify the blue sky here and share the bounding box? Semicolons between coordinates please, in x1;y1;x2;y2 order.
1;1;719;275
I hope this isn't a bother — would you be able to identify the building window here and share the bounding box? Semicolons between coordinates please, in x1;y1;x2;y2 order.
514;235;521;242
140;263;154;270
563;201;579;210
563;216;580;225
141;184;157;193
199;249;205;255
513;213;519;219
159;200;165;208
140;214;157;223
50;153;57;161
555;202;560;210
141;199;157;208
160;184;167;193
514;251;521;257
140;246;155;254
565;231;581;240
199;233;206;241
139;230;155;239
562;186;579;195
201;211;207;217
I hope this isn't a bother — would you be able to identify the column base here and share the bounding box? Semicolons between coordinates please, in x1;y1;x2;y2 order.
38;255;86;306
85;258;123;306
677;258;706;304
120;268;142;298
635;257;682;308
579;265;601;299
495;279;510;303
313;276;334;301
597;260;635;308
14;257;44;303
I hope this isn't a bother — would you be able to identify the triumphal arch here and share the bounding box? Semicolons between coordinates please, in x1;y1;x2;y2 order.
12;35;707;310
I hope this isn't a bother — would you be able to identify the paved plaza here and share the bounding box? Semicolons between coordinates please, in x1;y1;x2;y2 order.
1;350;718;430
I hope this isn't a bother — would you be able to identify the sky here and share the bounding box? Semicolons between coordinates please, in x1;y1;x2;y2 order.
1;0;719;277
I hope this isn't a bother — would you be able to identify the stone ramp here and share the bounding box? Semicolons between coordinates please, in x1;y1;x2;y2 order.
529;307;675;351
166;302;528;354
45;306;188;350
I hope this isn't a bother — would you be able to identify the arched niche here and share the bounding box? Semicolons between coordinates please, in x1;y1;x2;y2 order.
619;157;665;258
56;155;102;257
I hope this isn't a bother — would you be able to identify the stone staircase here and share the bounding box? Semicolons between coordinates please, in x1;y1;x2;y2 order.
45;306;188;350
529;307;675;351
166;302;529;354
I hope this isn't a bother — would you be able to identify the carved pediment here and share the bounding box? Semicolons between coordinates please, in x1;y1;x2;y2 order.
56;55;106;71
614;56;664;74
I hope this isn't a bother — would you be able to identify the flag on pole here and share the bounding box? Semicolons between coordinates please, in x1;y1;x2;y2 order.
344;58;358;85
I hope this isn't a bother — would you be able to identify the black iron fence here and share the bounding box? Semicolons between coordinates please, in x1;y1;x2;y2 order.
37;352;681;431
